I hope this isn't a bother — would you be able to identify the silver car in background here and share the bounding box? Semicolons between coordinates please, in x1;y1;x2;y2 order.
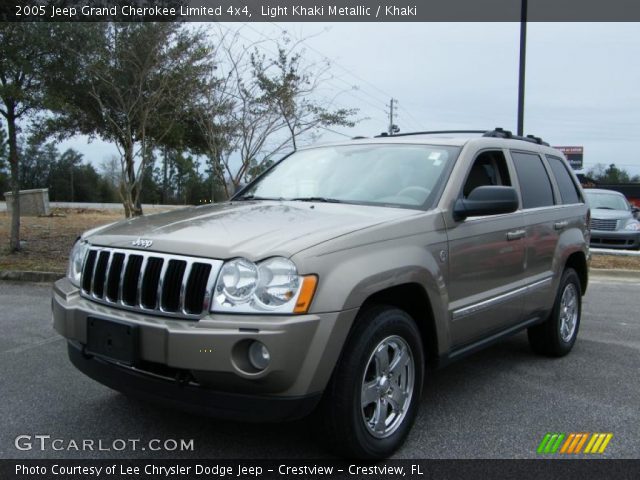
584;188;640;249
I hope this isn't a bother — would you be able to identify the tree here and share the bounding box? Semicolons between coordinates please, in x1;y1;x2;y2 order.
587;163;640;183
45;23;212;217
201;27;359;195
19;136;57;190
251;47;357;151
0;125;8;195
0;23;53;251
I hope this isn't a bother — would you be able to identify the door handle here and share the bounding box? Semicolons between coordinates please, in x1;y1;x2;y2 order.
506;230;526;241
554;221;569;230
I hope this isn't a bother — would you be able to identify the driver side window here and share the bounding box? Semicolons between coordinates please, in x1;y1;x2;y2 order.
463;150;512;198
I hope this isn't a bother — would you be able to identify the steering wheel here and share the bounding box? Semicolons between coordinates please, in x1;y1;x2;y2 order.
396;186;431;203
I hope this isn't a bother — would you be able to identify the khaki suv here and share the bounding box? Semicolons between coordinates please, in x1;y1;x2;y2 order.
53;128;589;459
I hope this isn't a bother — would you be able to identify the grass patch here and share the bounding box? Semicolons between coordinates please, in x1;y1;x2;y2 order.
0;209;124;273
2;208;640;273
590;254;640;271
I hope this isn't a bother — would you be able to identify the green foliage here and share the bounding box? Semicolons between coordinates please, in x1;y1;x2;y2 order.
250;46;358;149
44;23;213;215
153;151;209;205
17;134;118;202
0;22;59;248
0;24;363;210
0;125;7;195
587;163;640;184
0;23;51;119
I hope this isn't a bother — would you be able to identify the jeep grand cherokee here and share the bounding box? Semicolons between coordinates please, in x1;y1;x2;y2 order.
53;128;589;459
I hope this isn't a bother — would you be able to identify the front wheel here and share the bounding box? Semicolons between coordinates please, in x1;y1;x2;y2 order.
528;268;582;357
319;306;424;459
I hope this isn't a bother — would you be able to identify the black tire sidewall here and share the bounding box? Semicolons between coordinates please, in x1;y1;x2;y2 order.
334;306;425;459
550;268;582;354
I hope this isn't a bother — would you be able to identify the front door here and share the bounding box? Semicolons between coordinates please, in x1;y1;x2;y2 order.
446;150;527;347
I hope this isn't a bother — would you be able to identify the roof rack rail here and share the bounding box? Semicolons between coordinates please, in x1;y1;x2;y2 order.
374;127;549;146
375;130;486;138
480;127;550;146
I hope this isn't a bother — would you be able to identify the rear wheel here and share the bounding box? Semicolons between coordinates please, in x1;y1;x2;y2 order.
528;268;582;357
320;306;424;459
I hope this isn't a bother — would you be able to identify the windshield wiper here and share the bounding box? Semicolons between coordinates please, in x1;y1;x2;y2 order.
236;194;281;201
594;206;615;210
289;197;343;203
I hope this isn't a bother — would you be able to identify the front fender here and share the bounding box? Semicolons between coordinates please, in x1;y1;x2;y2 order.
293;232;451;356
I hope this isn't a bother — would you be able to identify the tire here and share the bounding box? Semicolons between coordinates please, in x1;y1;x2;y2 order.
528;268;582;357
319;305;424;459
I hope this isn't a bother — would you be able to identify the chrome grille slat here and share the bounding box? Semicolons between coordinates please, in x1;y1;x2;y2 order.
117;253;130;303
136;256;150;308
155;259;170;310
79;247;222;320
179;261;193;313
590;218;618;231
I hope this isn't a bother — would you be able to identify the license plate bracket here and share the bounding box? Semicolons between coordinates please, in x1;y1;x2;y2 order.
86;317;138;366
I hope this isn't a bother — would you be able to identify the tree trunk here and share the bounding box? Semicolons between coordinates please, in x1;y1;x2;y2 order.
7;110;20;252
162;146;168;204
132;181;143;217
122;143;137;218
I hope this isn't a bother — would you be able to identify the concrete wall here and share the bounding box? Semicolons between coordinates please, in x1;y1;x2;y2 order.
3;189;50;216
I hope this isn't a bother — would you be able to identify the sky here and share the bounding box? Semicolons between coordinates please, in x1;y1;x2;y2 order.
59;22;640;176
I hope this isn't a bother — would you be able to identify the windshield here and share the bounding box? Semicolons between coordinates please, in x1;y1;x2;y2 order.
584;191;629;211
239;144;460;208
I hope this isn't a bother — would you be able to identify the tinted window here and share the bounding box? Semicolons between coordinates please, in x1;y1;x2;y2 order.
463;150;511;198
546;155;581;204
511;152;555;209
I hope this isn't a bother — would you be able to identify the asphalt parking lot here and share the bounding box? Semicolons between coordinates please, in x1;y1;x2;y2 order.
1;277;638;459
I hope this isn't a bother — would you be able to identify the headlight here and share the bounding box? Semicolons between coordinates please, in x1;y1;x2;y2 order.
212;257;317;314
217;258;259;303
624;220;640;231
67;240;89;287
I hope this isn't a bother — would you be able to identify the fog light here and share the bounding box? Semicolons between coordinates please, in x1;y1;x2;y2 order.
248;341;271;371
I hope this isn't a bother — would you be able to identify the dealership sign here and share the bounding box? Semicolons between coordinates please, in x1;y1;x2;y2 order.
554;146;584;170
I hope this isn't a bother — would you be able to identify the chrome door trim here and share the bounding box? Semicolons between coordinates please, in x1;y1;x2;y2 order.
452;276;552;321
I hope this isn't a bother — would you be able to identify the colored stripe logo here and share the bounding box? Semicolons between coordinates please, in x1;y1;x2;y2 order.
537;433;613;454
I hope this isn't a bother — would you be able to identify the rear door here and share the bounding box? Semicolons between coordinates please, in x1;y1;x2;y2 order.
509;150;561;320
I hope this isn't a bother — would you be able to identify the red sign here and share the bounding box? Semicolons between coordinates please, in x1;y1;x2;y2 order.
553;146;583;169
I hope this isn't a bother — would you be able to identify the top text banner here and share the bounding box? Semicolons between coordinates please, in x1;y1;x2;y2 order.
5;0;640;22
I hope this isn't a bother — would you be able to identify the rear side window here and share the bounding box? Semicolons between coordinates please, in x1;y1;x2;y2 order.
511;151;555;209
546;155;582;204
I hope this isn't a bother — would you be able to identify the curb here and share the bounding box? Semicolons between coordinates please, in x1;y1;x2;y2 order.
591;248;640;257
0;270;64;283
590;268;640;281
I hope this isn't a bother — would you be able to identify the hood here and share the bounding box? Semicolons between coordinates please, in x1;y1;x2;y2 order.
85;200;420;261
590;208;632;221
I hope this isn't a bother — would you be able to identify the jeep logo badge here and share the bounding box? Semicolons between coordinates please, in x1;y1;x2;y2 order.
132;238;153;248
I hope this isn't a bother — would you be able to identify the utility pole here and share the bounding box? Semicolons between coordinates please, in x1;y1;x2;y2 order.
517;0;528;136
387;98;400;135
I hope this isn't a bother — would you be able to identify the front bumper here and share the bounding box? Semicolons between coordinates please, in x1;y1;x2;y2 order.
589;229;640;249
53;278;357;402
67;341;321;421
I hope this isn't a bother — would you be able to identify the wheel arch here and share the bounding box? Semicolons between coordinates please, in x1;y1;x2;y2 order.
358;283;440;364
564;250;588;295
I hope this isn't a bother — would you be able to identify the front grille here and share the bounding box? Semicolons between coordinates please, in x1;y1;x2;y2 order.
80;247;222;319
590;218;618;231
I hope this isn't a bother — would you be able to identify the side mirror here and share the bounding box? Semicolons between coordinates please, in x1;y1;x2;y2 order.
454;186;519;221
632;206;640;219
